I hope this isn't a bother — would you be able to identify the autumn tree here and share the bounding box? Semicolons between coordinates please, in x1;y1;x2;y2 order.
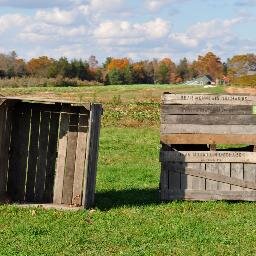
176;58;191;82
227;54;256;79
27;56;55;77
193;52;223;80
155;58;176;84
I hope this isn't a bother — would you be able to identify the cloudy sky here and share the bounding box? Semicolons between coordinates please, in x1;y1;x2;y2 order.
0;0;255;63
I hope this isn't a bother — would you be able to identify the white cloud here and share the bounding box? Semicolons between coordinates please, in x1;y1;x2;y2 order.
94;18;170;46
35;8;76;25
0;14;27;33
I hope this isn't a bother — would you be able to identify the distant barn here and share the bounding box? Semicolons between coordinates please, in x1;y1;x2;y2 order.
185;75;213;86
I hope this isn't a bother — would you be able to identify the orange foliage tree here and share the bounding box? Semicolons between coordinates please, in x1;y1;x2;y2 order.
27;56;55;77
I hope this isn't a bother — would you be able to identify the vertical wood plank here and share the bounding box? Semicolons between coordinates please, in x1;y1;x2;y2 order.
53;105;70;204
83;104;102;208
61;113;79;205
206;163;218;190
72;112;89;206
0;102;7;196
160;162;169;201
244;164;256;191
185;163;205;190
43;110;60;202
25;105;41;202
218;163;231;191
34;108;51;202
231;163;244;191
8;104;31;202
168;162;181;192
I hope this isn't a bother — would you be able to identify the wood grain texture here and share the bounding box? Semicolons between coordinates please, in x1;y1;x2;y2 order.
162;94;256;105
161;134;256;145
161;104;254;115
53;106;70;204
161;124;256;135
160;151;256;163
83;103;102;208
162;114;256;125
162;190;256;201
61;113;79;205
72;112;88;206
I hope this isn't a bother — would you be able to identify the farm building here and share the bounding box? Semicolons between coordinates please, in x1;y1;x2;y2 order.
185;75;213;86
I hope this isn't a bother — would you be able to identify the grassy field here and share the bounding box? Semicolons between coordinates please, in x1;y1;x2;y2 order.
1;84;256;255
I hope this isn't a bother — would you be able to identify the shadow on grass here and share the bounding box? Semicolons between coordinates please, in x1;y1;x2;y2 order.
95;188;159;210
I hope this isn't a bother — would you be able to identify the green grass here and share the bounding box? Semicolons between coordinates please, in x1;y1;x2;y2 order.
1;84;255;255
1;127;256;255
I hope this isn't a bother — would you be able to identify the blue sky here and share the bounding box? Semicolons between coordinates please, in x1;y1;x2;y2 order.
0;0;255;63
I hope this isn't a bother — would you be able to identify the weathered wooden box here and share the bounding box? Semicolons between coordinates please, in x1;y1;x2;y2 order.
0;97;102;209
160;93;256;201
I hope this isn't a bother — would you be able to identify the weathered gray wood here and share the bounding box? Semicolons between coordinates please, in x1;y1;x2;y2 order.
160;151;256;163
161;104;254;115
170;167;256;190
53;106;70;204
43;110;60;202
162;94;256;105
72;112;89;206
62;113;79;205
162;114;256;125
34;109;51;202
168;162;181;191
161;124;256;135
83;103;102;208
218;164;231;191
8;104;31;202
206;163;218;190
231;163;244;191
161;134;256;145
25;106;41;202
244;164;256;191
160;162;169;201
162;190;256;201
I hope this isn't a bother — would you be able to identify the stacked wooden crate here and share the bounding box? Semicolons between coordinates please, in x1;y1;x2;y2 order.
160;93;256;201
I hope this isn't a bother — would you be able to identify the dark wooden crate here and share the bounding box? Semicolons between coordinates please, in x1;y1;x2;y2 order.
0;97;102;209
160;93;256;201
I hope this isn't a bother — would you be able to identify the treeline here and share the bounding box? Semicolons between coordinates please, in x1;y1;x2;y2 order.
0;51;256;86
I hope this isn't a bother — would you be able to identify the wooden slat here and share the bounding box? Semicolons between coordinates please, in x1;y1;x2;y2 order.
53;106;70;204
8;104;31;202
161;124;256;135
160;151;256;163
244;164;256;191
161;134;256;145
160;162;169;201
231;163;243;191
43;110;60;202
162;190;256;201
0;103;8;196
34;109;51;202
218;164;231;191
25;106;41;202
62;113;79;205
170;167;256;190
162;94;256;105
161;104;254;115
83;104;102;208
162;114;256;125
72;112;89;206
205;163;218;190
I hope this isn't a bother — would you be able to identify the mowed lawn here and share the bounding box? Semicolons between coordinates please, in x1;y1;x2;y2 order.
1;85;256;255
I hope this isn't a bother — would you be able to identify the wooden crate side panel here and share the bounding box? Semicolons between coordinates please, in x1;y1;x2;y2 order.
244;164;256;192
83;104;102;208
231;163;244;191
